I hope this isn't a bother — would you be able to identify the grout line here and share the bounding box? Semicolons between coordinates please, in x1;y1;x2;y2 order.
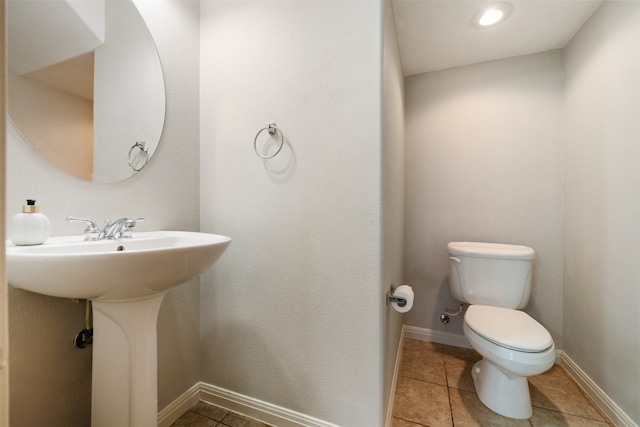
441;345;456;427
400;337;619;427
178;337;621;427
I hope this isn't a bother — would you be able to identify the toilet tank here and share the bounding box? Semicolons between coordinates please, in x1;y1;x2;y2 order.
447;242;535;309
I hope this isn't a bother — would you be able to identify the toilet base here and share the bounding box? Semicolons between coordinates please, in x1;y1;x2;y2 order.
471;359;532;419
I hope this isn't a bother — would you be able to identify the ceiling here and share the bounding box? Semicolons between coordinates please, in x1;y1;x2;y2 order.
392;0;603;76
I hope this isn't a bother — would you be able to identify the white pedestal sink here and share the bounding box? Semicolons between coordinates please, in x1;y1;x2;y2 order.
6;231;231;427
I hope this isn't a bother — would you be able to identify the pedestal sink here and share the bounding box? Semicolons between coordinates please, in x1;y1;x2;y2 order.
6;231;231;427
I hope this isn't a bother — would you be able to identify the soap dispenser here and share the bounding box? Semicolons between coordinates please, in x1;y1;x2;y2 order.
8;199;51;246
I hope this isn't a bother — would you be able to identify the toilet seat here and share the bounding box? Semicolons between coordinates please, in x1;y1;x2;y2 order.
465;305;553;352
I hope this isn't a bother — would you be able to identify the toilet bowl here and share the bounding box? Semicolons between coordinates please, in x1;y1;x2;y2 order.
463;305;555;419
447;242;556;419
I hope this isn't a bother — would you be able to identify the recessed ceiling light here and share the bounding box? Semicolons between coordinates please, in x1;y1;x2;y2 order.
471;2;513;29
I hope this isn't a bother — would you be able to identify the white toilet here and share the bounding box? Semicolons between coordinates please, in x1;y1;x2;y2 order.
447;242;555;419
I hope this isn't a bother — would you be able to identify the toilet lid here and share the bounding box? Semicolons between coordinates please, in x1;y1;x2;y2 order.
465;305;553;352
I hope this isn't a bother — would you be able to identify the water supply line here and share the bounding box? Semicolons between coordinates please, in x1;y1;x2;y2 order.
73;300;93;348
440;303;464;325
85;300;93;331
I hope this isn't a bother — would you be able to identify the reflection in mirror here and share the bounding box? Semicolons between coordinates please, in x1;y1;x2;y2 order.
7;0;166;183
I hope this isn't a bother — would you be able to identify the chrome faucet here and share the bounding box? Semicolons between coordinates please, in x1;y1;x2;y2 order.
66;217;144;240
99;217;144;240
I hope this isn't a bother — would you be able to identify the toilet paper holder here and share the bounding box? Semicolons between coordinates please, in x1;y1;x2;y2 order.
386;284;407;307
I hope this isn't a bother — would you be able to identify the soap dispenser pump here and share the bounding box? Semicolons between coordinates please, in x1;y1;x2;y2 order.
8;199;51;246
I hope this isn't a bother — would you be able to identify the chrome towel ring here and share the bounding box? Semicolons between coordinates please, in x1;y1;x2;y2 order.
128;141;149;171
254;123;284;159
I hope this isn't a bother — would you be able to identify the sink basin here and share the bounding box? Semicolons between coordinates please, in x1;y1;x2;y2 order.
6;230;231;301
6;230;230;427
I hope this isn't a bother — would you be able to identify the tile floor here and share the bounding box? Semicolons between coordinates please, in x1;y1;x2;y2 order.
393;338;614;427
171;401;273;427
172;337;614;427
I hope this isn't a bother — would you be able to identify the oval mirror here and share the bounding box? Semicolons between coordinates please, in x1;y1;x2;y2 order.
7;0;166;183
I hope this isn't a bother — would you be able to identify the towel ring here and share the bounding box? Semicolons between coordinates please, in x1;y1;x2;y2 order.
128;141;149;171
254;123;284;159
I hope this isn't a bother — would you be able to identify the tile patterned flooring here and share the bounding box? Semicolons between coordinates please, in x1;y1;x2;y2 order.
393;338;614;427
171;401;274;427
172;337;614;427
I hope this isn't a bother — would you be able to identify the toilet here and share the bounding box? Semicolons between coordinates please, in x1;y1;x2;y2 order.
447;242;555;419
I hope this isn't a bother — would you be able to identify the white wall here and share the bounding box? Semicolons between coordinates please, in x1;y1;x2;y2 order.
381;0;405;421
564;2;640;424
5;1;200;425
199;1;387;425
404;51;565;343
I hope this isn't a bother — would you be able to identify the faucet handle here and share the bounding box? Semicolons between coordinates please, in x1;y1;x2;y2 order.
123;217;144;229
119;217;145;239
65;216;100;241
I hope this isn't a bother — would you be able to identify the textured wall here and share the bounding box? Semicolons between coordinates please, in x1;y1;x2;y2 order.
403;51;565;344
382;0;406;421
6;1;200;425
564;2;640;424
199;1;386;425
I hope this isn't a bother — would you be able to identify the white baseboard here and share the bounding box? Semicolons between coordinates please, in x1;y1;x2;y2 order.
200;382;341;427
559;351;638;427
157;382;201;427
158;381;341;427
384;327;405;427
403;324;472;349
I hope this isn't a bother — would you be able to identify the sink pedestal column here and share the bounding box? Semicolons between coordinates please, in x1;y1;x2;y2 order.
91;293;165;427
